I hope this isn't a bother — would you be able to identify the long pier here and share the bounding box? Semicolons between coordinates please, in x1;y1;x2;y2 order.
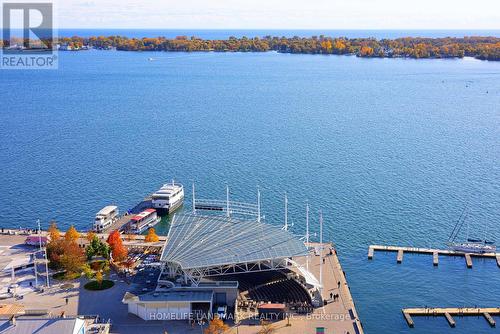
402;307;500;328
368;245;500;268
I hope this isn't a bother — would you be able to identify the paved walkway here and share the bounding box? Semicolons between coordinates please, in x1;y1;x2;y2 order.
231;242;363;334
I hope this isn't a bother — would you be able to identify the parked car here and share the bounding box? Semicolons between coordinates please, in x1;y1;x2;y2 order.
216;306;227;320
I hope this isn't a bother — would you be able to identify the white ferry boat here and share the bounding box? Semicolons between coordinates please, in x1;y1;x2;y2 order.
93;205;119;232
151;181;184;215
127;208;160;234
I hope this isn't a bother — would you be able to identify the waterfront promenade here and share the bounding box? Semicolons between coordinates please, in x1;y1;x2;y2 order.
231;242;363;334
0;232;362;333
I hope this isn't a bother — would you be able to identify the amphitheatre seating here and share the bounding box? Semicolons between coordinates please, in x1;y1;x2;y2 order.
209;270;287;293
208;269;312;307
248;278;312;305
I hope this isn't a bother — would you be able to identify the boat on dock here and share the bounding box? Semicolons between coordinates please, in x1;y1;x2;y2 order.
93;205;119;232
447;206;496;254
125;208;161;234
448;241;496;254
151;181;184;215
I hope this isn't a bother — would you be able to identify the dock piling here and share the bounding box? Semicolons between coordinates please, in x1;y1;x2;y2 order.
402;307;500;328
397;249;403;263
368;246;374;260
444;312;456;327
465;254;472;268
402;311;414;328
483;313;496;327
368;245;499;268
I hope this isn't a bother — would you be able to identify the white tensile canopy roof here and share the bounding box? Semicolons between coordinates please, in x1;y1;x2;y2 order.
160;214;308;270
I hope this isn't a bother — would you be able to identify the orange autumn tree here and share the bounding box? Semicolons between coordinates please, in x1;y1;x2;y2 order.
107;230;127;262
144;228;159;243
48;221;60;241
360;46;374;57
95;270;103;287
204;316;229;334
47;222;64;267
47;223;85;275
60;240;85;275
86;230;97;242
65;225;80;242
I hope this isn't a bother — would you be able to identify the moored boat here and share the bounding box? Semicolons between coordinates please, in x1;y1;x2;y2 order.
93;205;119;232
126;208;161;234
448;241;496;254
151;181;184;215
447;205;496;254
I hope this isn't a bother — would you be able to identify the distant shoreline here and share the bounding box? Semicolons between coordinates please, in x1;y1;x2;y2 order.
3;35;500;60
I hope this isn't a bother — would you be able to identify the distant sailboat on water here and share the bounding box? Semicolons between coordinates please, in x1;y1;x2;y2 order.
447;205;496;254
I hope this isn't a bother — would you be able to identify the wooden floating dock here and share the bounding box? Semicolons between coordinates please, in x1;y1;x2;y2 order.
368;245;500;268
484;313;496;327
368;246;374;259
402;307;500;328
402;311;414;328
444;312;456;327
465;253;472;268
397;249;403;263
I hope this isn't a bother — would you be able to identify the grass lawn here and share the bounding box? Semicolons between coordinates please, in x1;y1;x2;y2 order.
84;280;115;291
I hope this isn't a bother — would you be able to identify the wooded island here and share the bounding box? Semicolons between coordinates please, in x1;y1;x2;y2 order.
4;35;500;60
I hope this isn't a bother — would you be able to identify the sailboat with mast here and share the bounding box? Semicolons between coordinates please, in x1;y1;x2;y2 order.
447;206;496;254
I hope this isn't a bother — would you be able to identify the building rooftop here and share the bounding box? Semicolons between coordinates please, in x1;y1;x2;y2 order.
160;214;308;269
123;289;214;304
0;317;84;334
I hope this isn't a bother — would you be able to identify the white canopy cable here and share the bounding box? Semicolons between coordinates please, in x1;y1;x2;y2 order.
192;182;196;215
257;187;261;223
226;185;230;218
192;184;259;219
283;192;288;231
306;202;310;272
288;259;321;288
319;210;324;294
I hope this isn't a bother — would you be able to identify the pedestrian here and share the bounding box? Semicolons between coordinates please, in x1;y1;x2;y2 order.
338;281;340;288
322;258;325;264
65;297;69;305
330;292;333;299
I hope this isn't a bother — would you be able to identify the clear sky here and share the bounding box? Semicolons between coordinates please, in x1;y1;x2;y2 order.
28;0;500;29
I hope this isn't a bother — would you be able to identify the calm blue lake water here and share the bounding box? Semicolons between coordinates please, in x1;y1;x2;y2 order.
1;38;499;333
